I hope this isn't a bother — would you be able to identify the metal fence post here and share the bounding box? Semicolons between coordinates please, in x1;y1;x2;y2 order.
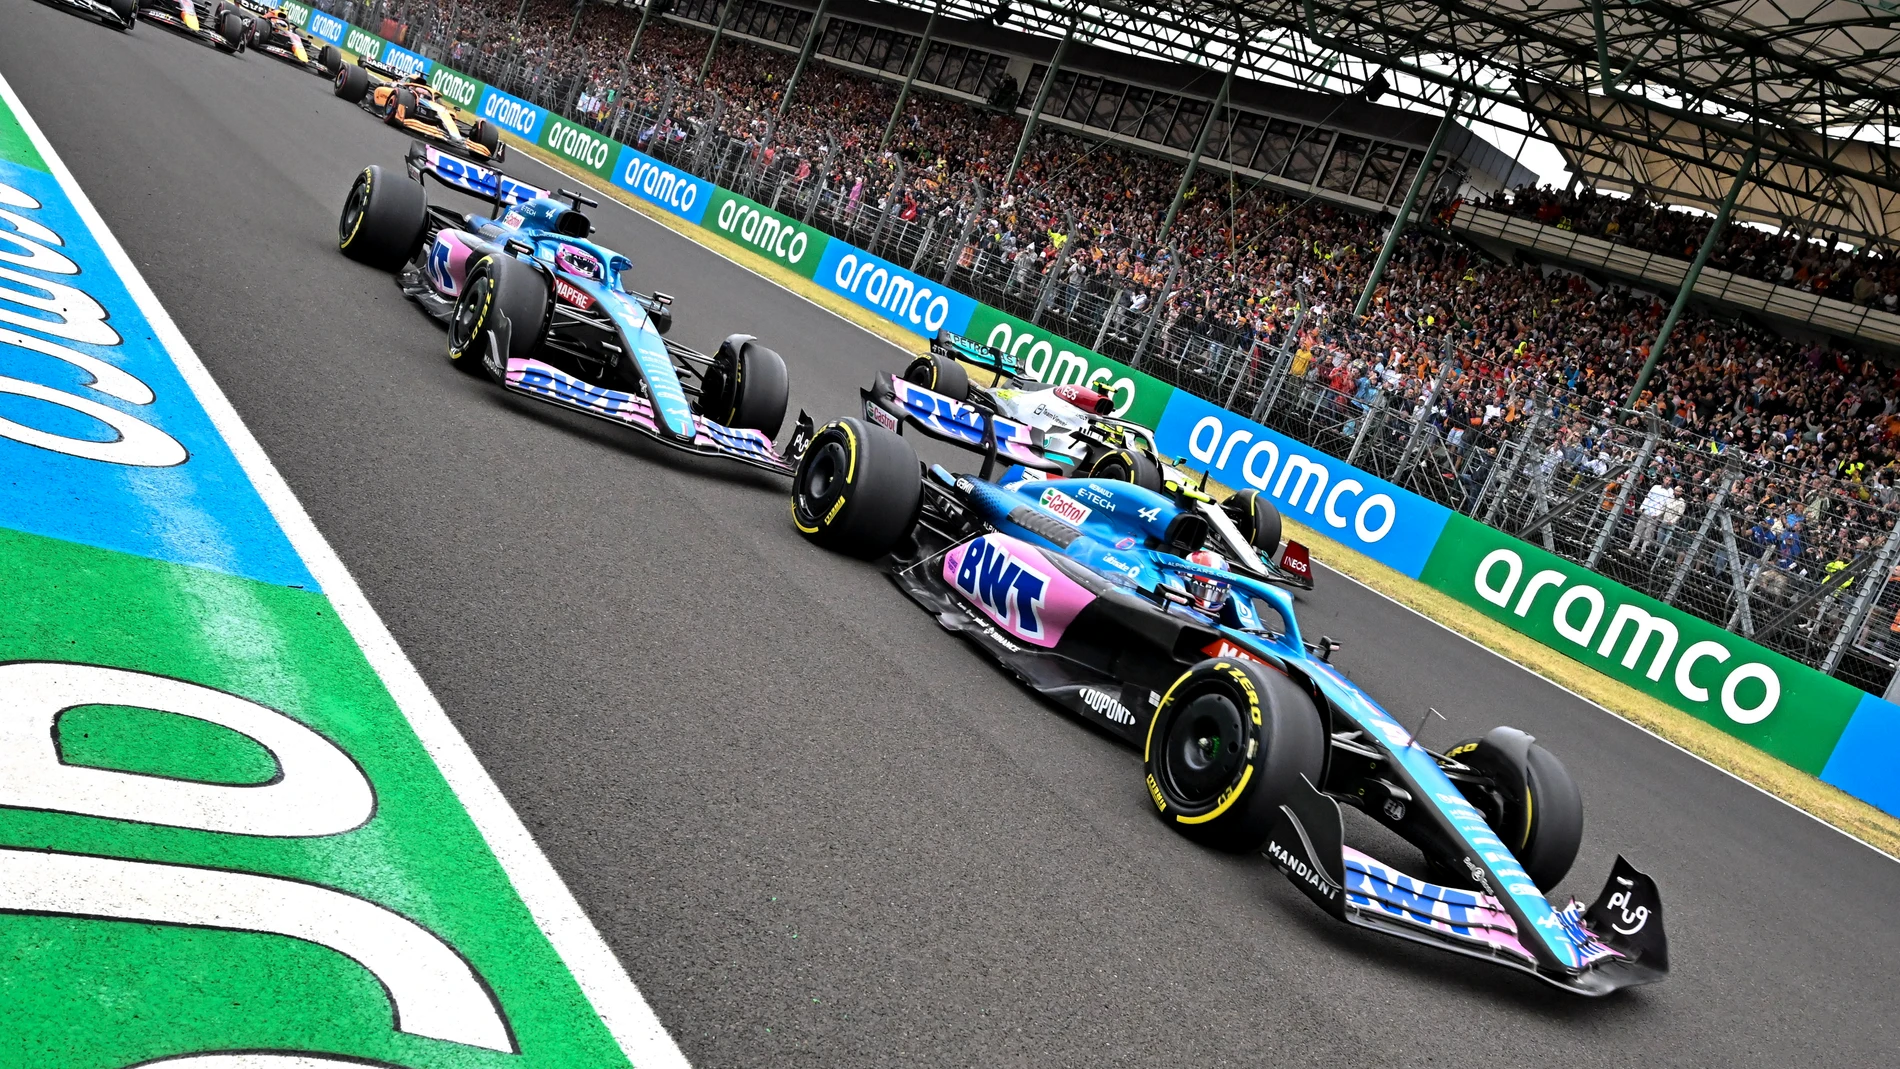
1483;393;1546;528
1824;523;1900;674
1131;254;1181;371
1587;414;1661;569
1392;345;1454;482
1664;454;1740;603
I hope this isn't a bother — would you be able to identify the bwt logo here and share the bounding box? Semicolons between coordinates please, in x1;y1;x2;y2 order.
307;11;343;39
546;120;611;170
1186;415;1398;543
619;155;699;213
832;253;951;332
430;70;480;108
953;538;1049;640
480;93;543;138
714;198;810;264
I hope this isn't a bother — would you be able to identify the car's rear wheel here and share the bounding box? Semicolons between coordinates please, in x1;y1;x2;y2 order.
903;353;968;400
217;9;246;50
318;44;344;76
791;418;921;558
1087;446;1163;492
470;118;501;158
697;336;789;437
1445;728;1584;891
334;63;370;103
1144;656;1325;852
337;165;427;271
449;253;550;378
1222;488;1284;557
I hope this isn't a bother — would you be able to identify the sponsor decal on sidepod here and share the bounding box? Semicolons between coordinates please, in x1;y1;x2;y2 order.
1038;486;1092;525
943;535;1097;648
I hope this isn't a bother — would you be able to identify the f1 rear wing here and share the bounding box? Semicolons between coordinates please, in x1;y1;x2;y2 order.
863;373;1061;479
931;330;1021;386
405;143;544;211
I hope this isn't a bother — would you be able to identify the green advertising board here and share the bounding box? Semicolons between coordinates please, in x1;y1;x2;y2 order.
342;25;386;62
702;187;829;279
428;66;486;112
961;304;1175;428
1418;514;1862;774
538;115;616;181
281;0;312;26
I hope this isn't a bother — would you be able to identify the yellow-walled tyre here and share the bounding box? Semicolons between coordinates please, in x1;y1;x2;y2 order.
1443;729;1583;891
1222;488;1284;557
1144;656;1324;852
1087;446;1163;492
790;418;921;558
448;253;550;377
903;353;969;401
337;164;426;271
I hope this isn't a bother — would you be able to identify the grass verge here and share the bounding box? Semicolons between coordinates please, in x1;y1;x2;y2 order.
505;133;1900;860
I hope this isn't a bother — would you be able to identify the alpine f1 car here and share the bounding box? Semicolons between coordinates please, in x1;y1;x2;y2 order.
334;61;504;163
235;2;343;75
787;410;1668;996
335;145;809;475
137;0;249;51
44;0;137;30
866;359;1314;590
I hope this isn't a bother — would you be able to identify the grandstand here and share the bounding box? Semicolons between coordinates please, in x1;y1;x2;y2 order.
340;0;1900;691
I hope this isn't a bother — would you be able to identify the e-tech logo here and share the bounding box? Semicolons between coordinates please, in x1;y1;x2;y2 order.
343;27;384;58
306;9;345;42
831;252;953;333
713;196;813;266
544;118;611;172
1472;546;1782;724
429;68;481;109
952;537;1050;641
478;89;545;140
615;151;702;216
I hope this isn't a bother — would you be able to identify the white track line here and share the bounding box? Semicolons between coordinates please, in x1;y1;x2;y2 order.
520;140;1900;870
0;73;691;1069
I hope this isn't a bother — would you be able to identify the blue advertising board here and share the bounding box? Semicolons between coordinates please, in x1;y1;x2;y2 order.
304;9;347;44
812;240;976;338
608;144;712;225
472;86;547;144
379;42;431;77
1151;390;1452;577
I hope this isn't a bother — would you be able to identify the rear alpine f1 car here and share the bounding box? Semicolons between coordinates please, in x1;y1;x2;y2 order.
335;145;809;475
333;61;503;163
44;0;138;30
137;0;249;51
785;405;1667;996
865;363;1313;589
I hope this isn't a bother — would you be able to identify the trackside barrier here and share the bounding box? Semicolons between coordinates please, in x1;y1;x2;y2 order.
283;3;1900;819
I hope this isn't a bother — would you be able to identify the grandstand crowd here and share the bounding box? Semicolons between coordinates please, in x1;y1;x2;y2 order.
342;0;1900;600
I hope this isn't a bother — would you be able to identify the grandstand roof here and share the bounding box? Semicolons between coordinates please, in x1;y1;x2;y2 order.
892;0;1900;245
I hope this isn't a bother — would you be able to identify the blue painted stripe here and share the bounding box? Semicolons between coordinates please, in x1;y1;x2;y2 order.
0;157;316;590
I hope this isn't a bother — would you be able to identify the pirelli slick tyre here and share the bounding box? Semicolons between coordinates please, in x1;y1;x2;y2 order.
217;9;247;49
334;63;370;103
1222;488;1284;557
337;165;427;271
247;16;270;48
449;254;550;377
1087;446;1163;493
470;118;502;157
385;88;418;127
903;353;968;401
1144;657;1325;852
1445;730;1583;891
108;0;136;28
699;336;789;437
791;418;921;558
318;45;344;76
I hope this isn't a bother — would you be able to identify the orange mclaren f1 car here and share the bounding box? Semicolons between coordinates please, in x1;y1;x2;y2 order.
332;62;505;163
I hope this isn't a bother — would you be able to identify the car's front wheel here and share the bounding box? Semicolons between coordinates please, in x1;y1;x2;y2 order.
791;418;921;558
449;253;550;378
1444;728;1583;891
107;0;135;28
1144;656;1325;852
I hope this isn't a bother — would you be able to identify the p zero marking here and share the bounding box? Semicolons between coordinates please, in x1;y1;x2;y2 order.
0;71;689;1069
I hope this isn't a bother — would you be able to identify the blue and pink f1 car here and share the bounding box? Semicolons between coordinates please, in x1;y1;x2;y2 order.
787;373;1669;996
333;145;810;474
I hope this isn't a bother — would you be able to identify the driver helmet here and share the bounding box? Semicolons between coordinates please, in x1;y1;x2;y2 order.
1182;549;1232;615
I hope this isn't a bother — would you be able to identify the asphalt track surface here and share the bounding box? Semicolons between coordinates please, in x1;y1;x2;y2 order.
7;5;1899;1065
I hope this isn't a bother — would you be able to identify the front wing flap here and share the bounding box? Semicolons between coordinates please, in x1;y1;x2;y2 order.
1266;775;1667;996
